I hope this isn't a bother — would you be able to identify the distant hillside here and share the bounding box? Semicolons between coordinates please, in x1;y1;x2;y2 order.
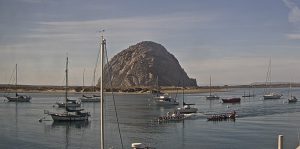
102;41;197;88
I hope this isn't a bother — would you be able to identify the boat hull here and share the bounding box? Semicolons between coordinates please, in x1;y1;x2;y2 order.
263;94;282;100
177;108;198;114
154;100;179;106
50;113;89;121
79;97;100;102
222;98;241;103
56;102;81;108
206;96;220;100
6;96;31;102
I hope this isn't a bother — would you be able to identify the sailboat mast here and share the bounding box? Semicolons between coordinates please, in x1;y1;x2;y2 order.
15;64;18;95
182;78;185;105
209;76;212;96
156;76;159;97
65;57;68;110
83;68;85;88
100;34;105;149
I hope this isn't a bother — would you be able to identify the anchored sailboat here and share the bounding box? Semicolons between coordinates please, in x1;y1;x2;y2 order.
206;76;220;100
175;85;197;114
288;82;297;103
49;57;90;121
263;58;282;100
5;64;31;102
79;44;101;102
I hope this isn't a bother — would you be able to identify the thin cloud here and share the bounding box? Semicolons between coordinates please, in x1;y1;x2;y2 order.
286;33;300;39
283;0;300;40
282;0;300;23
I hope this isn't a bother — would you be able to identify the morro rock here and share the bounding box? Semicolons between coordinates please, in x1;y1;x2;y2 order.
103;41;197;88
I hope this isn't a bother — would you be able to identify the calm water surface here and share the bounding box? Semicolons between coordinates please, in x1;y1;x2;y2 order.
0;88;300;149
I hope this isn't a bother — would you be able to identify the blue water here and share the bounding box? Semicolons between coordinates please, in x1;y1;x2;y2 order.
0;88;300;149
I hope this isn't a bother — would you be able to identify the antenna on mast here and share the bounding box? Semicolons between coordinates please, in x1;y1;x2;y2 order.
99;29;105;38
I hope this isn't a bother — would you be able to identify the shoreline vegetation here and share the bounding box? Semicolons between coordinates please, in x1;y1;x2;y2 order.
0;83;299;94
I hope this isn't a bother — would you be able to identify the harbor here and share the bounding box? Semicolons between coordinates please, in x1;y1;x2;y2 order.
0;87;300;148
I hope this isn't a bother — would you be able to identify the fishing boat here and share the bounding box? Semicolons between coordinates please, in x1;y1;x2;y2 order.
175;86;197;114
5;64;31;102
222;98;241;103
207;111;236;121
153;77;179;105
49;57;90;121
206;76;220;100
263;58;282;100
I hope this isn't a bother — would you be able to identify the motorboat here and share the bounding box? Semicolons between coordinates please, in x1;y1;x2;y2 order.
153;94;179;105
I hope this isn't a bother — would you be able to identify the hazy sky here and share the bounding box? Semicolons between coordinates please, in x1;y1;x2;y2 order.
1;0;300;86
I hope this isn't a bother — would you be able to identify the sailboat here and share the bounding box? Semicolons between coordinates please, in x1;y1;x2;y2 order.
5;64;31;102
242;85;255;97
79;69;100;102
153;76;179;106
175;86;198;114
80;45;101;102
288;82;297;103
49;57;90;121
206;76;220;100
263;58;282;100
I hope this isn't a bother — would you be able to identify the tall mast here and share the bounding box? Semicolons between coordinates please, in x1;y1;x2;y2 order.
100;31;105;149
65;56;68;110
15;64;18;95
209;76;212;96
156;76;159;97
182;78;185;105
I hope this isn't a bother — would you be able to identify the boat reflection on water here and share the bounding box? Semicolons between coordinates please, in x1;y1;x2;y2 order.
49;120;91;149
51;120;91;129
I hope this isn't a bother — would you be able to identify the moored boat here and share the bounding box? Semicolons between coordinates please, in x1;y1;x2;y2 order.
222;98;241;103
79;94;100;102
48;56;90;122
56;99;81;107
263;58;282;100
6;94;31;102
206;76;220;100
288;96;297;103
154;94;179;105
5;64;31;102
263;93;282;99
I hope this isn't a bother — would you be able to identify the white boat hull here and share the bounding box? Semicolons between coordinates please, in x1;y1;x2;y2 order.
154;100;179;106
56;102;81;107
79;97;100;102
177;107;198;114
263;93;282;99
